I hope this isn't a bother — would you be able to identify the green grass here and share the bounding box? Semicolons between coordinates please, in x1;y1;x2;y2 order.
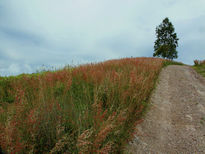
162;60;184;67
193;64;205;77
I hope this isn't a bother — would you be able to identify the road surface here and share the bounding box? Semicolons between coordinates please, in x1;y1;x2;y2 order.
126;65;205;153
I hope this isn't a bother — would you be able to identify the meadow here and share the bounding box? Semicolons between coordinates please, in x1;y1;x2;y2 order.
0;57;167;153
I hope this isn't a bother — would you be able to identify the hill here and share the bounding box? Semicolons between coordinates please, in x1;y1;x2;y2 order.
0;57;177;153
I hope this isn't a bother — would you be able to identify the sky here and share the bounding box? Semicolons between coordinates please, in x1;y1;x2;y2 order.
0;0;205;76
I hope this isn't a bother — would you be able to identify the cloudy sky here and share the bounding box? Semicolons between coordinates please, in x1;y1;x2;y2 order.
0;0;205;76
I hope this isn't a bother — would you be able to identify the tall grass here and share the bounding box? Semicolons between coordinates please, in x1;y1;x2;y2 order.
0;57;164;153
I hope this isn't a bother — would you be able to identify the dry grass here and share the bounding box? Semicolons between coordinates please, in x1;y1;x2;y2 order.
0;57;165;153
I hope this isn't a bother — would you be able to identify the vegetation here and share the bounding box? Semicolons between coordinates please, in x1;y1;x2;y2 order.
163;59;183;67
0;58;169;153
193;60;205;77
153;17;179;60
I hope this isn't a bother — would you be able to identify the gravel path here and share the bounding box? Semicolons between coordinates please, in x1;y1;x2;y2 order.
126;65;205;154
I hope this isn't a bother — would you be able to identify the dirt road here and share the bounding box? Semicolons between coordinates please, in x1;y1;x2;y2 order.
126;65;205;153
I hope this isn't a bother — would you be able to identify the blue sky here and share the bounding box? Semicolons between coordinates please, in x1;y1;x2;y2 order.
0;0;205;76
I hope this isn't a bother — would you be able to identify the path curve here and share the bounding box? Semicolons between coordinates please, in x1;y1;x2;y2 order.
126;65;205;153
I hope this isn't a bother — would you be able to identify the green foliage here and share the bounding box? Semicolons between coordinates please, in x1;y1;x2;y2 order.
193;60;205;77
0;78;15;105
163;60;184;67
153;17;179;60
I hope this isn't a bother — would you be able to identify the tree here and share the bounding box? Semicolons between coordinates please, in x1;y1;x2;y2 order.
153;17;179;60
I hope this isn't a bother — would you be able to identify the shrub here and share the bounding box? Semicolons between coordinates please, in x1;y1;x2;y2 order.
194;60;199;66
194;60;205;66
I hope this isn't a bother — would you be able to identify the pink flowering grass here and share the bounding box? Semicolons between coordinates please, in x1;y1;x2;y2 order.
0;57;165;153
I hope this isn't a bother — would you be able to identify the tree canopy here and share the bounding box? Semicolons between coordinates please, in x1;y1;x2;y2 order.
153;17;179;60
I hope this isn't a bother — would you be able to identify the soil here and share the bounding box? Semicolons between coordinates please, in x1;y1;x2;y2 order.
126;65;205;154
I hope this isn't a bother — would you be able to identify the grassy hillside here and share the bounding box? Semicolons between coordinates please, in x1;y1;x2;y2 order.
0;57;167;153
193;60;205;77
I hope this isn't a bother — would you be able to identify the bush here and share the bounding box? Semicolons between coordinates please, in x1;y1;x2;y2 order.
194;60;205;66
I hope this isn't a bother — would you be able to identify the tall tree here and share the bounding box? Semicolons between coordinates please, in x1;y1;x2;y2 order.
153;17;179;60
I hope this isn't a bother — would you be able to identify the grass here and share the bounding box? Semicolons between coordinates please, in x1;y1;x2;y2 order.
193;62;205;77
162;59;184;67
0;57;176;153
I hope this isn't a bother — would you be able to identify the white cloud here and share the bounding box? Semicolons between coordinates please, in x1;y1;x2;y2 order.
8;64;20;74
